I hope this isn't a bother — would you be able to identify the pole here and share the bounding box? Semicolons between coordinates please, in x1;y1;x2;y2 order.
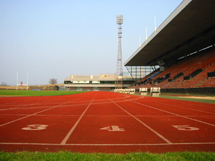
16;72;18;90
116;15;123;89
27;72;28;90
139;35;141;47
146;27;148;42
155;15;157;33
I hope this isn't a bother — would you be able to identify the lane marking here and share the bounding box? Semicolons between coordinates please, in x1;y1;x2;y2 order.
100;126;125;131
60;95;96;145
0;142;215;146
0;99;77;128
172;125;199;131
153;101;215;115
0;106;52;111
0;101;49;111
0;94;141;111
0;113;214;118
22;124;48;130
108;98;172;144
133;101;215;127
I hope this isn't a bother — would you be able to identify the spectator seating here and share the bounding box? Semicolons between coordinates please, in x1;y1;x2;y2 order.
130;47;215;89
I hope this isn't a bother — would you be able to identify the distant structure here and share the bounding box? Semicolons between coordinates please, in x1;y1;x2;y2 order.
64;74;134;91
115;15;123;89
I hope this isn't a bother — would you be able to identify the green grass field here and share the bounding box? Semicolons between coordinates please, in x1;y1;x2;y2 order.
0;151;215;161
0;90;86;96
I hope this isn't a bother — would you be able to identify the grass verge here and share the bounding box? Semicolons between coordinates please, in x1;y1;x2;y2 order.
160;95;215;104
0;151;215;161
0;90;86;96
135;93;215;104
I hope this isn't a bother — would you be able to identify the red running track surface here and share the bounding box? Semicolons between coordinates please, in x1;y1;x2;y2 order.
0;91;215;153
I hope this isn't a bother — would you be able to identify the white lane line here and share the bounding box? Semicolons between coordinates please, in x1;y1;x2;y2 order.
0;106;51;111
0;100;74;128
1;113;214;118
152;101;215;115
108;99;172;144
60;95;96;145
0;142;215;146
133;101;215;127
0;101;49;111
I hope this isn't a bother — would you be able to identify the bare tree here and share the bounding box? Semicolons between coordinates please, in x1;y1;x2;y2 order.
1;82;7;86
49;78;57;84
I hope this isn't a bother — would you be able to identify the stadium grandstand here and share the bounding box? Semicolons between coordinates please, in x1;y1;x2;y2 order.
64;74;134;91
125;0;215;94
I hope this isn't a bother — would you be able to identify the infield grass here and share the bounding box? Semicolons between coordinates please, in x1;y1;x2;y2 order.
0;90;86;96
0;151;215;161
135;92;215;104
160;94;215;104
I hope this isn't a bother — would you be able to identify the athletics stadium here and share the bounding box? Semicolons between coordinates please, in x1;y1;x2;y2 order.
0;0;215;156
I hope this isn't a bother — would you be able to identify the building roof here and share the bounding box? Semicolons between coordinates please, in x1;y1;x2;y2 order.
124;0;215;66
64;74;133;81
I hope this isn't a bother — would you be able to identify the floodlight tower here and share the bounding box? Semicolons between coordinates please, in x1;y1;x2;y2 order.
115;15;123;89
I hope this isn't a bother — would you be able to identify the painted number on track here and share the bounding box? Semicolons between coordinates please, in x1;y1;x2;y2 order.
22;124;48;130
100;125;125;131
172;125;199;131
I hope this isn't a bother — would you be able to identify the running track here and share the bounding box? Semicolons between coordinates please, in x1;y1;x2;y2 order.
0;91;215;153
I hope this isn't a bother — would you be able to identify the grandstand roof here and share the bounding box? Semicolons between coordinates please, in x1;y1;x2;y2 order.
124;0;215;66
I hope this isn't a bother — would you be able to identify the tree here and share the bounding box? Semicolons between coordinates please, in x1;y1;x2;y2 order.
1;82;7;86
49;78;57;84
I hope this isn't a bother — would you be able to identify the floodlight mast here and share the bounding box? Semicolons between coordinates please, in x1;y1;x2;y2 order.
115;15;123;89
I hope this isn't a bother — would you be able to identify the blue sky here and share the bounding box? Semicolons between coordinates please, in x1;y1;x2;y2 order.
0;0;182;85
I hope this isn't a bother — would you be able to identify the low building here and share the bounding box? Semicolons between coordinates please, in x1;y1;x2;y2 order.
64;74;134;91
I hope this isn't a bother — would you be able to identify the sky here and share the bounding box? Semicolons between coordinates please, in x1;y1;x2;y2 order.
0;0;182;85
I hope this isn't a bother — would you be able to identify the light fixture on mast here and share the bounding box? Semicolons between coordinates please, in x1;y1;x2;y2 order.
115;15;123;89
